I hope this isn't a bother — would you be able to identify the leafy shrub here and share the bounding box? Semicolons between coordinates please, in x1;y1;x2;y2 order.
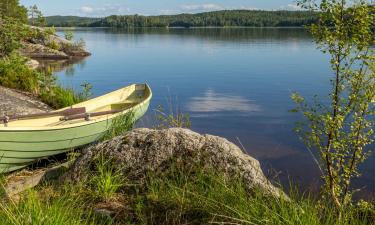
0;54;41;93
76;38;86;48
0;0;28;23
39;86;82;108
0;17;29;57
44;26;56;36
64;31;74;41
47;40;61;51
0;54;89;109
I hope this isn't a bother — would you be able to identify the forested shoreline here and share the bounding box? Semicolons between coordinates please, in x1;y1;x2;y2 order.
46;10;318;27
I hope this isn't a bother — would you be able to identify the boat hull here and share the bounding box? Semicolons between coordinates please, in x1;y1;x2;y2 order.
0;88;150;173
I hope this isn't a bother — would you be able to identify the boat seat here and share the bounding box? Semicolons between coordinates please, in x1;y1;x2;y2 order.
92;102;137;112
110;102;137;110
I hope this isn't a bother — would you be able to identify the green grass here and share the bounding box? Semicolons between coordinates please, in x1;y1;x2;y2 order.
1;160;372;225
101;111;135;141
38;85;87;109
131;164;374;225
0;190;87;225
88;154;125;201
154;104;191;129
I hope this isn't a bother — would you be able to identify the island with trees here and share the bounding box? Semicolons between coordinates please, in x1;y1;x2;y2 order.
45;10;318;28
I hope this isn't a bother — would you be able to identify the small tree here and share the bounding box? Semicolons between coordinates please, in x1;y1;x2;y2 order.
28;4;46;27
64;31;74;41
292;0;374;211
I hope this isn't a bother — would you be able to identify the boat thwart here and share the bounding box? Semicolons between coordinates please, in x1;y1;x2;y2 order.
0;83;152;173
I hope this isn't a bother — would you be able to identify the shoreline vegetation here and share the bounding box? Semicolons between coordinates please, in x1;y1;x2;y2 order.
1;128;374;225
1;5;91;109
45;10;318;28
1;0;374;224
55;26;309;28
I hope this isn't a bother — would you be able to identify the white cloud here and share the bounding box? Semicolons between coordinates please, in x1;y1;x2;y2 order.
238;6;259;10
180;3;224;12
80;6;94;14
186;89;261;113
79;5;130;17
158;3;258;15
159;9;181;15
279;4;304;11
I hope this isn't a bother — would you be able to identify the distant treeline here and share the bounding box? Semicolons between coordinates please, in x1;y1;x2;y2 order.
45;16;100;27
46;10;318;28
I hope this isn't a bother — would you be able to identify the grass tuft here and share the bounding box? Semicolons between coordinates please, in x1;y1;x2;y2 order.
101;111;135;141
0;190;88;225
154;105;191;129
38;85;86;108
89;154;125;201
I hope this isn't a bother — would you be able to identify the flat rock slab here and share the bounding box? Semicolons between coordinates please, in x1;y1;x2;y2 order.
4;161;73;197
21;42;70;59
0;86;51;116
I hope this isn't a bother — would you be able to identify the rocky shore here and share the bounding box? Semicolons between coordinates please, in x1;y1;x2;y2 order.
0;27;90;116
0;86;50;116
20;27;91;65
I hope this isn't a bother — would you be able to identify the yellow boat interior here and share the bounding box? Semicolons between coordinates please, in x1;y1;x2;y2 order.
0;84;151;129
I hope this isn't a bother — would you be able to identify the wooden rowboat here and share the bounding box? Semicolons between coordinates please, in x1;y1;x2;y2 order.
0;84;152;173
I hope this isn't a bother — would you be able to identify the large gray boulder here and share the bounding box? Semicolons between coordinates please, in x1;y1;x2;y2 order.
67;128;287;199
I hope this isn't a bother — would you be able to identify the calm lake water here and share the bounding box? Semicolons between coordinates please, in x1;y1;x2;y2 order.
54;28;374;199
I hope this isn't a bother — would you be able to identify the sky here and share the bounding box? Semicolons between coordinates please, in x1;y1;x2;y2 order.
19;0;301;17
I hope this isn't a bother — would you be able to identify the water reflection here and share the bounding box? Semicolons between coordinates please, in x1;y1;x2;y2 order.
37;57;87;76
187;89;261;113
57;27;312;44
